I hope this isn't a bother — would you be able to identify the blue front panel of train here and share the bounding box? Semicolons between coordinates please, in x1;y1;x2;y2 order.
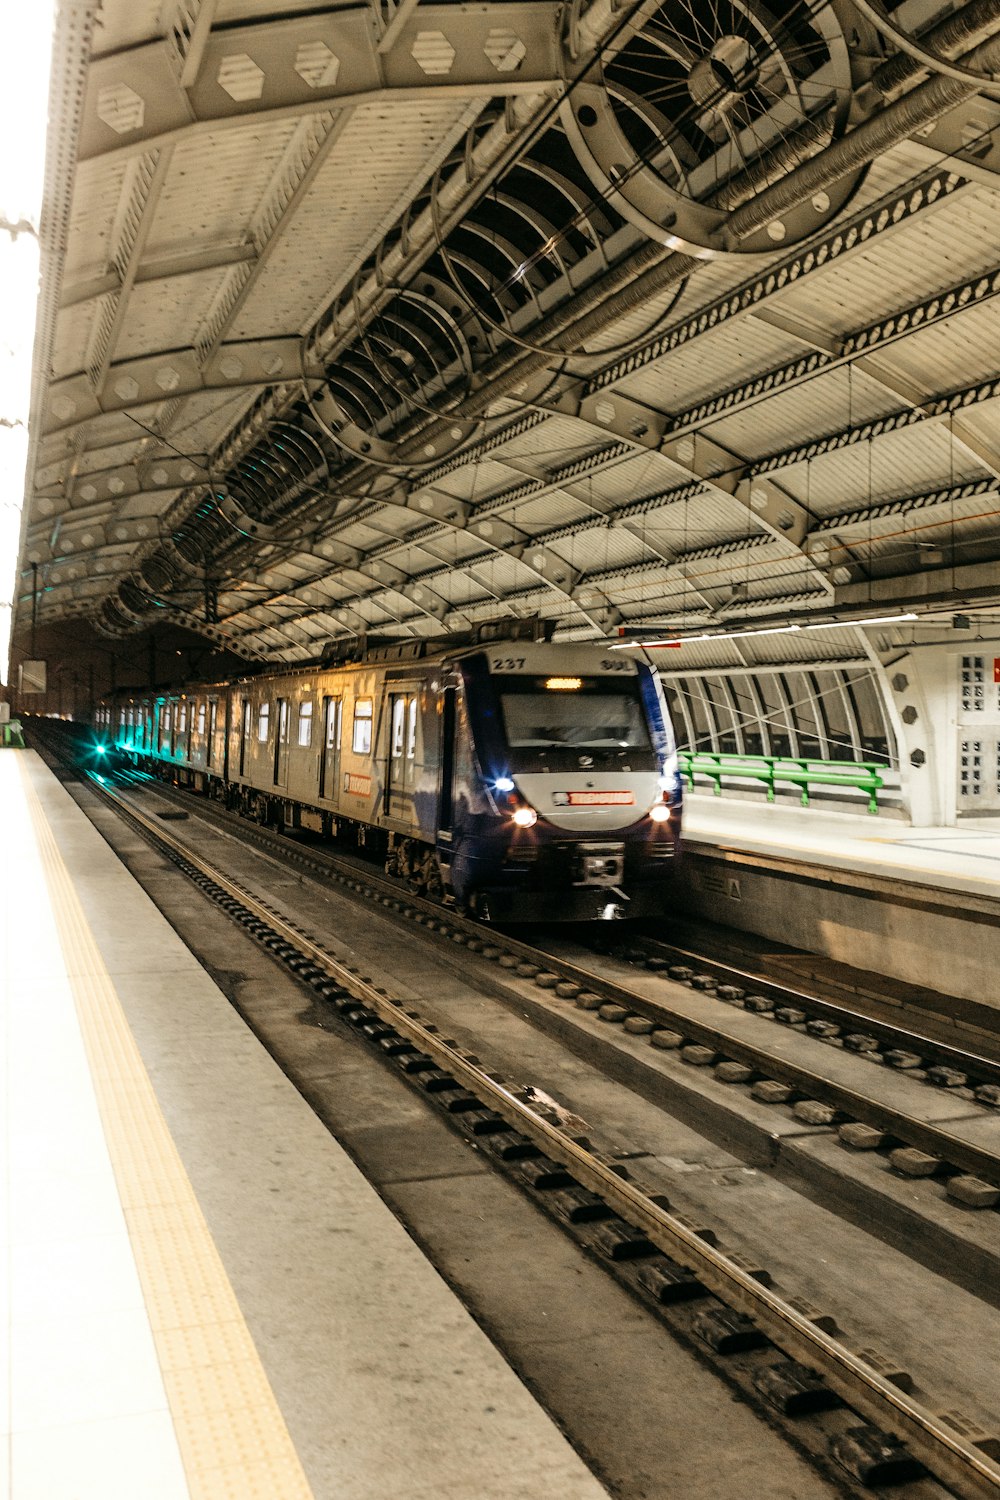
442;656;507;899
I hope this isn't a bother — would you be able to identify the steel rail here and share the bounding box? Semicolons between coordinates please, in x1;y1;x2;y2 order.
87;769;1000;1500
632;934;1000;1084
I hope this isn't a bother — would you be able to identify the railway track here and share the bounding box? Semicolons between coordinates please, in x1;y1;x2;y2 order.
87;746;1000;1202
32;726;1000;1498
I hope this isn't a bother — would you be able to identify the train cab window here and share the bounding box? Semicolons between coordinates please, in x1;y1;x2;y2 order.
258;702;270;742
297;701;313;747
497;677;656;771
197;701;206;735
352;698;373;755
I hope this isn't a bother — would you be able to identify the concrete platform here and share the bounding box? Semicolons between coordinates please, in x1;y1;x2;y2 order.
0;749;609;1500
685;796;1000;899
680;796;1000;1013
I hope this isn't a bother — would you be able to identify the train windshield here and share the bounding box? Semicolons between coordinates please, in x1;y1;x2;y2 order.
497;676;656;771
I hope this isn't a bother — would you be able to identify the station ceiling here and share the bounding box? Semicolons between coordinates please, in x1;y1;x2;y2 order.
14;0;1000;675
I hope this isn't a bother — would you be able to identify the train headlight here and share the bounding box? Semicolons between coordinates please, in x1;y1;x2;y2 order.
511;805;537;828
649;802;670;823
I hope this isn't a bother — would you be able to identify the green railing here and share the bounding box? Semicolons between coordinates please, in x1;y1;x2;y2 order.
1;719;26;749
678;751;887;814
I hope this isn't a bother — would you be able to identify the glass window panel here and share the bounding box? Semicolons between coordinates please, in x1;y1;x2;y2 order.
353;699;373;754
298;701;313;747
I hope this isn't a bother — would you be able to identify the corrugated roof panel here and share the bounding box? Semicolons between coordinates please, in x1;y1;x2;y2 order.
494;413;611;463
439;462;518;501
114;267;237;359
565;524;652;575
463;551;536;598
576;452;677;505
581;276;703;355
146;120;302;257
169;388;259;452
503;492;595;533
871;298;1000;392
774;184;1000;338
704;365;901;460
52;300;102;381
90;0;161;54
786;422;987;518
631;488;759;550
850;489;1000;556
65;158;130;280
614;316;793;412
230;98;473;339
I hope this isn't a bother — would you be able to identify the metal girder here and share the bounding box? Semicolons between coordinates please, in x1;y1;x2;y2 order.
671;263;1000;437
752;374;1000;477
950;417;1000;480
589;168;967;395
44;339;302;437
752;309;1000;481
85;147;175;395
812;475;999;536
835;556;1000;613
902;94;1000;190
563;384;830;589
80;5;562;166
232;471;616;633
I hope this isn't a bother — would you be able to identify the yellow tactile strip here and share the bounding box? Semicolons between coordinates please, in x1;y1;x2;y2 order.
21;761;315;1500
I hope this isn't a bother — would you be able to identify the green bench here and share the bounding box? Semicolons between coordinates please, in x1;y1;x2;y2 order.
678;751;886;815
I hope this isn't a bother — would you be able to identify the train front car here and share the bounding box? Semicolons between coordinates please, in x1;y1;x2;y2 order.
450;644;681;921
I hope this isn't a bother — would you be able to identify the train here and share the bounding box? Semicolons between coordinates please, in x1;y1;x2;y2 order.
98;628;682;921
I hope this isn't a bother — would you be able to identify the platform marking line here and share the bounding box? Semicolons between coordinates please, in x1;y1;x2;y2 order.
20;760;315;1500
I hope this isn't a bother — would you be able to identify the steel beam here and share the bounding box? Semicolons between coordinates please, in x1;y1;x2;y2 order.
79;4;563;165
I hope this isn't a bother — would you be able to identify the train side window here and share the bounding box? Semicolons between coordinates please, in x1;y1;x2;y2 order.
197;701;206;735
391;697;405;758
297;701;313;747
258;702;270;742
178;702;187;734
407;699;417;760
207;700;218;765
352;698;373;754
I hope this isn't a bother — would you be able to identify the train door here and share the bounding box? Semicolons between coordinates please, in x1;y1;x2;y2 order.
385;692;416;820
319;696;341;799
274;697;289;786
437;686;456;849
239;698;251;775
